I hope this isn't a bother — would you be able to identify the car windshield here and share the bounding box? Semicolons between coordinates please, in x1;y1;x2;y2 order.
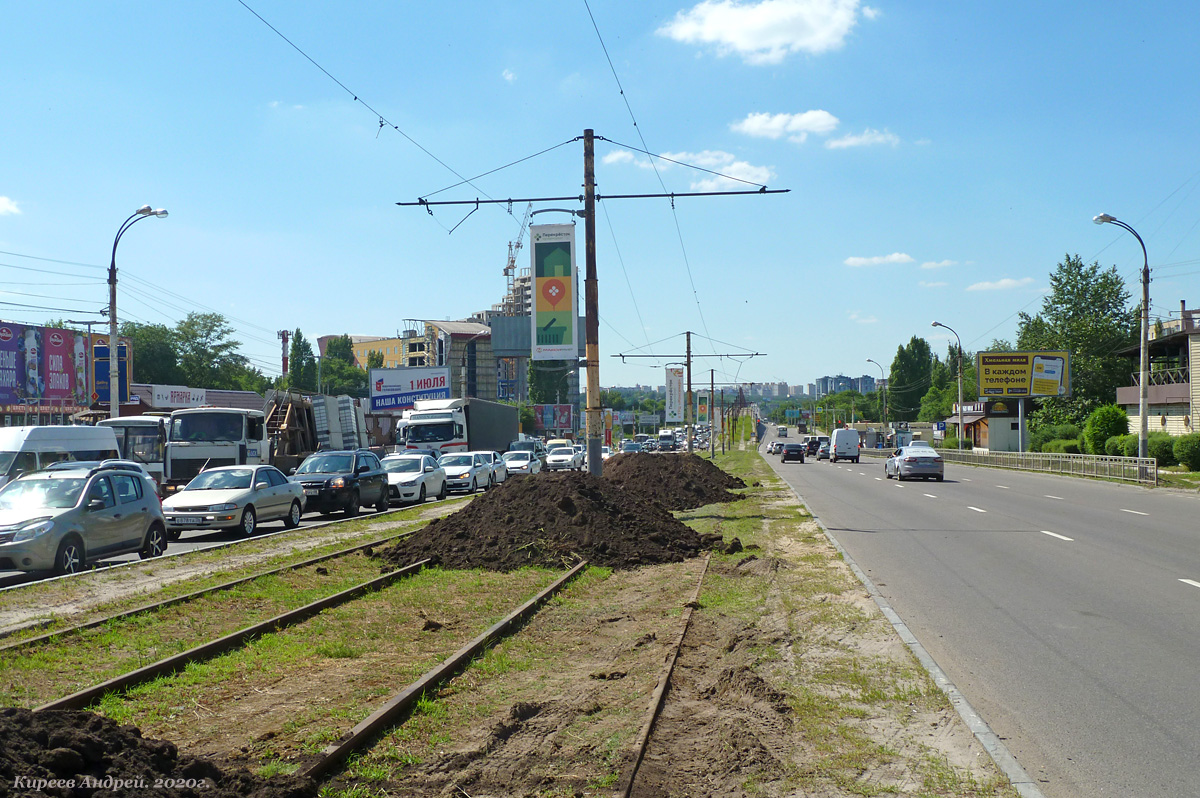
549;447;573;456
170;412;244;443
186;468;254;490
296;454;354;474
502;452;530;462
509;441;535;452
0;476;86;510
440;455;473;467
383;459;421;474
408;422;454;443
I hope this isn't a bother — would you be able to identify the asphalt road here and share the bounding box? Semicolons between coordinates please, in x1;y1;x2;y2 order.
762;436;1200;797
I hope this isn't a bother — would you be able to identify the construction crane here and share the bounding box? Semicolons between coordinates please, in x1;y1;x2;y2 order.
502;202;534;316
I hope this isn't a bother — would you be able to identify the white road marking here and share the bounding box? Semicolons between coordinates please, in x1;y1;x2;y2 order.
1180;579;1200;590
968;506;987;513
963;478;972;482
923;493;937;499
996;485;1009;490
1045;495;1063;500
1041;530;1074;541
1119;509;1148;516
875;477;883;481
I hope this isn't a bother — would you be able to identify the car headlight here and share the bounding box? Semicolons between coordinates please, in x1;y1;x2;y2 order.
210;503;239;512
330;477;346;489
12;518;55;543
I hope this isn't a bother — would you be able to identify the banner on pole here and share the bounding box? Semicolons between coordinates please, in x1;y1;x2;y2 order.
697;393;709;424
530;224;578;361
665;367;684;422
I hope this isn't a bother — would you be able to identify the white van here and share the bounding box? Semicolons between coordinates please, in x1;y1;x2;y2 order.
0;426;120;488
829;428;860;464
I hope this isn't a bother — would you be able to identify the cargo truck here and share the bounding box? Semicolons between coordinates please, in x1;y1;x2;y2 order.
403;398;518;457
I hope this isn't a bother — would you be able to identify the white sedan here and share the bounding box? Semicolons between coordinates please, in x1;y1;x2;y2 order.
468;451;507;487
381;454;447;505
502;450;542;475
162;465;305;537
438;453;490;493
546;446;583;471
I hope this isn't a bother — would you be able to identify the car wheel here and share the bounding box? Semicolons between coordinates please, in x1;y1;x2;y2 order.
936;475;944;482
417;484;427;504
140;524;167;559
284;500;302;529
54;536;85;575
375;488;389;513
240;506;257;536
469;476;477;494
437;480;447;501
345;490;360;517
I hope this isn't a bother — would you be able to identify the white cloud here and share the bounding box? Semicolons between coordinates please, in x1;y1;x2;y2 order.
843;252;912;267
0;197;19;216
920;259;956;270
602;150;636;165
731;110;839;143
606;148;775;189
919;280;947;288
861;5;880;19
966;277;1035;291
849;310;878;324
826;128;899;148
502;69;516;83
657;0;862;65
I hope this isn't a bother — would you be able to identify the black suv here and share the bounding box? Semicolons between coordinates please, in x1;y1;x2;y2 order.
291;449;388;516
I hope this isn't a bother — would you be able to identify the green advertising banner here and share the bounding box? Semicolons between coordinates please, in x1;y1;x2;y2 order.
530;224;577;361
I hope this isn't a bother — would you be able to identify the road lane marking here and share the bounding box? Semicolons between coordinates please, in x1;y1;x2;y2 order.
1041;530;1073;541
1180;579;1200;590
1119;509;1148;516
1044;495;1063;500
968;506;986;513
875;477;882;481
963;478;972;482
923;493;937;498
996;485;1009;489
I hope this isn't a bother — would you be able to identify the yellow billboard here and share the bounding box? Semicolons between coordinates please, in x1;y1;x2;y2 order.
976;351;1071;398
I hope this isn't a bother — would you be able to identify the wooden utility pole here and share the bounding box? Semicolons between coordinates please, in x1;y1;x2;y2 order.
583;129;602;475
685;330;693;454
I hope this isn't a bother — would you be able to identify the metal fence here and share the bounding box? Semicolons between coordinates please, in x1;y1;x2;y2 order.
859;447;1157;485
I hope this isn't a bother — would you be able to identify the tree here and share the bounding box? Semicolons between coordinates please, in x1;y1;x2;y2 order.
1018;254;1136;428
288;329;317;392
366;350;384;370
325;334;357;365
174;312;251;390
120;321;183;385
528;360;572;404
888;337;933;422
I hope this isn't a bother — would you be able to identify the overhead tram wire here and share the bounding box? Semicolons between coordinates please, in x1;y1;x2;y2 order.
582;0;724;354
234;0;516;232
600;203;655;357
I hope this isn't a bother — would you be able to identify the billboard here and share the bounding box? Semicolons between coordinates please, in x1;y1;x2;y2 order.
532;403;573;432
697;393;709;425
0;322;95;412
664;367;685;422
91;342;131;405
977;351;1071;398
530;224;578;361
369;366;451;412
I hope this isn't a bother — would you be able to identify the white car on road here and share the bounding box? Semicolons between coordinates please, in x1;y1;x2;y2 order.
381;454;447;505
546;446;583;471
438;453;490;493
162;465;305;537
468;451;507;487
502;450;542;475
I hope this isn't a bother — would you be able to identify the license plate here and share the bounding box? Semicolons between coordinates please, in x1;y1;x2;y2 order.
175;516;202;525
304;488;319;496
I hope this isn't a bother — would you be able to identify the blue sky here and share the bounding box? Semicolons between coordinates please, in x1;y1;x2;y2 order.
3;1;1198;392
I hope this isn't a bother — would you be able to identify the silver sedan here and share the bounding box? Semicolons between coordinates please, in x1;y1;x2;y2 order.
162;465;305;536
884;447;945;481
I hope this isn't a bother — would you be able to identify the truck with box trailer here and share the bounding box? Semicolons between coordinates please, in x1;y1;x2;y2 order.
403;398;518;457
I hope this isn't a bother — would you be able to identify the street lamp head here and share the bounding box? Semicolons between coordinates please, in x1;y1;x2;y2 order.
1093;213;1116;225
152;209;168;218
135;205;153;215
931;321;942;329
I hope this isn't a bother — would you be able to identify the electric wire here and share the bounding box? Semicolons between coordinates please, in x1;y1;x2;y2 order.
421;139;581;200
600;203;655;357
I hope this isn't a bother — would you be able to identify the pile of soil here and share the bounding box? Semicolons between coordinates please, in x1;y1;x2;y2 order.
0;708;314;798
603;452;747;510
378;471;701;572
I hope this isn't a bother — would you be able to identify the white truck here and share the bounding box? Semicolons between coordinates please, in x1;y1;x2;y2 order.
162;407;270;492
403;398;518;457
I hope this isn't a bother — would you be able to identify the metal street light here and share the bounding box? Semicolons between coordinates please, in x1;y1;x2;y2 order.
931;321;964;450
109;206;167;419
866;358;886;435
1094;213;1150;459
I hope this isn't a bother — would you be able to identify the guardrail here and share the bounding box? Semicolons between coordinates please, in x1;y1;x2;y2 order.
859;447;1157;485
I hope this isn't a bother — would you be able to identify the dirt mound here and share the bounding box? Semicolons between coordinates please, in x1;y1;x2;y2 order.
378;472;701;572
603;452;746;510
0;707;315;798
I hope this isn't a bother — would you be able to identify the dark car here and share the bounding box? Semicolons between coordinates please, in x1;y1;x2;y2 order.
290;449;389;516
780;443;806;463
804;439;820;456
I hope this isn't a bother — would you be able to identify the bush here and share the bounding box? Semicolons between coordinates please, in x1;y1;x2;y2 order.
1120;434;1139;457
1148;433;1178;467
1083;405;1129;455
942;435;972;451
1029;423;1081;452
1104;436;1124;456
1043;438;1081;454
1175;434;1200;471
